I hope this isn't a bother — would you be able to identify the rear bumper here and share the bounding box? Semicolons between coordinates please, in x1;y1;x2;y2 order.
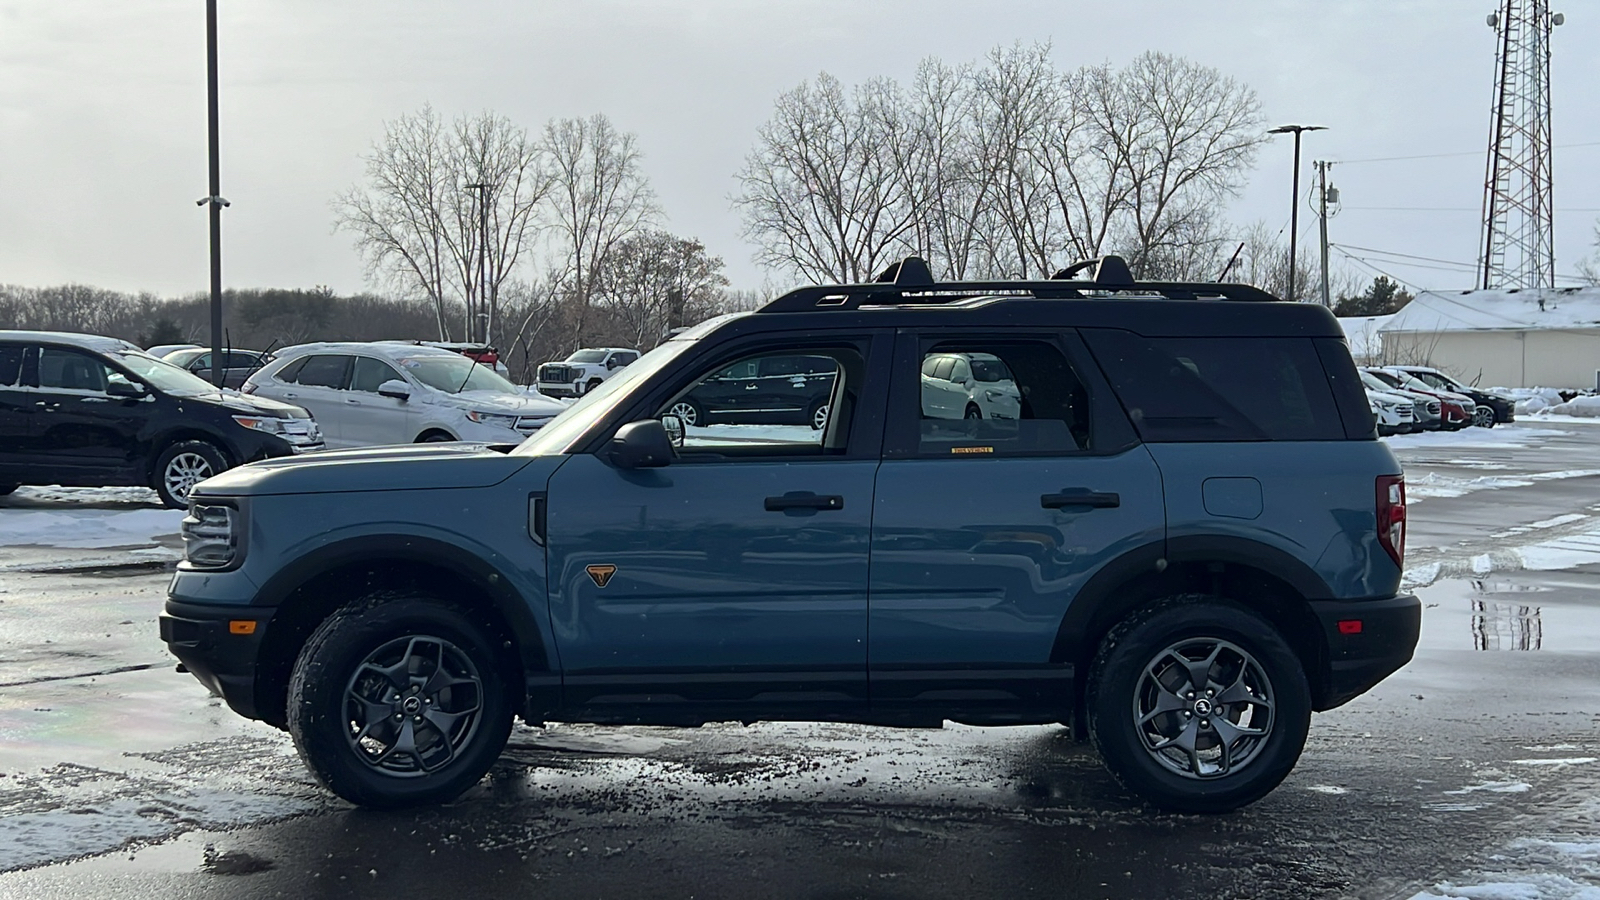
1309;593;1420;710
159;599;274;720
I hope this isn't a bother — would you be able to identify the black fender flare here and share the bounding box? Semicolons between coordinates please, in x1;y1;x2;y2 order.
253;534;553;679
1051;535;1333;665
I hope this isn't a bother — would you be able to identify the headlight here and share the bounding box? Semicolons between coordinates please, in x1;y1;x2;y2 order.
233;415;288;434
181;504;237;568
466;410;520;428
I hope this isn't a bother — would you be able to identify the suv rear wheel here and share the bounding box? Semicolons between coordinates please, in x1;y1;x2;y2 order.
287;593;512;809
1086;596;1310;813
153;440;227;509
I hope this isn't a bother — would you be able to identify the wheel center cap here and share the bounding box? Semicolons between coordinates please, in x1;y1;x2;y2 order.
1193;698;1213;716
401;696;422;715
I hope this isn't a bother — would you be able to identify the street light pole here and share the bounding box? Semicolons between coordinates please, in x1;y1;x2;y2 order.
464;182;491;344
1267;124;1326;302
200;0;228;385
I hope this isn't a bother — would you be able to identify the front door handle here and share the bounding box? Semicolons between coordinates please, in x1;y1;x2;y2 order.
764;492;844;512
1041;489;1121;510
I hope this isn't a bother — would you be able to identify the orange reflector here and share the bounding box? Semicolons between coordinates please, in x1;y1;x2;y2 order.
229;620;257;635
1337;619;1363;635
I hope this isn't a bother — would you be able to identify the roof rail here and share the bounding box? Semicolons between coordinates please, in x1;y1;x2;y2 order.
758;255;1280;313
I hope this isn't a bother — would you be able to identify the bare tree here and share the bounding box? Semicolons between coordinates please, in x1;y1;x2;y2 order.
597;231;729;349
542;114;660;351
734;73;918;283
334;106;550;343
740;45;1264;285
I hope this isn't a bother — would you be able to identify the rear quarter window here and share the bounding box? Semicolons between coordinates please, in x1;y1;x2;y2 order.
1083;330;1345;442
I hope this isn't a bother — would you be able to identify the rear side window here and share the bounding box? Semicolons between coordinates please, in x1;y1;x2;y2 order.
275;357;309;382
288;355;350;389
903;340;1091;456
1083;331;1343;442
0;344;22;386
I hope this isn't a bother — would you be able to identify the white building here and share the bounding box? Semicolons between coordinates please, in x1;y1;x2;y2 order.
1371;287;1600;390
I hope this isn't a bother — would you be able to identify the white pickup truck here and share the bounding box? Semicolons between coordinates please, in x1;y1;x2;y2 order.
535;347;641;398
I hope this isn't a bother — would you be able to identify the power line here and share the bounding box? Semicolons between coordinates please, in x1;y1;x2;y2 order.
1333;244;1479;269
1339;206;1600;212
1335;139;1600;165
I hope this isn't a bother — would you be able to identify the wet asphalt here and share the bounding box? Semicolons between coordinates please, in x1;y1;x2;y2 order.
2;424;1600;899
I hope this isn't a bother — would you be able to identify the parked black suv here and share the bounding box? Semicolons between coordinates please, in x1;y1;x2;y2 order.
666;353;837;429
0;331;323;507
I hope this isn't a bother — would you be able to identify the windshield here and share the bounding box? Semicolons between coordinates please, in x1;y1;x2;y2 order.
567;349;608;363
400;356;518;394
514;340;695;457
111;351;218;394
1360;371;1396;392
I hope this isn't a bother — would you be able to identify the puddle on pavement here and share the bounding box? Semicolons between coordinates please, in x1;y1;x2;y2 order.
1416;575;1600;652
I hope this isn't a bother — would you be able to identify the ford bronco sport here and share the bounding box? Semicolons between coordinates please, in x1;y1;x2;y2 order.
161;257;1419;813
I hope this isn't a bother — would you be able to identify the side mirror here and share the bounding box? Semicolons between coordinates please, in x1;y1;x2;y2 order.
660;413;686;448
608;419;674;469
376;379;411;401
107;380;145;398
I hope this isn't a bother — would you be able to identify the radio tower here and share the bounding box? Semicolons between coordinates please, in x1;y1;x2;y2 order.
1479;1;1564;290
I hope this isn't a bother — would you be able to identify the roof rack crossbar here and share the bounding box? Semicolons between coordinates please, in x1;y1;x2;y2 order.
759;255;1278;313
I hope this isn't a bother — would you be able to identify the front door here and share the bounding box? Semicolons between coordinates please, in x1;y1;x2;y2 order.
544;336;887;722
29;345;157;479
869;331;1166;721
342;356;415;446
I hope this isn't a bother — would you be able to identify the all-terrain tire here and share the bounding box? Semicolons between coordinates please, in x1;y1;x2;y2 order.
1086;595;1311;814
152;440;228;509
287;593;513;809
585;378;603;394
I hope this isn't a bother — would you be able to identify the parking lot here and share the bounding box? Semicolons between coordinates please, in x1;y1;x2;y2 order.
0;420;1598;899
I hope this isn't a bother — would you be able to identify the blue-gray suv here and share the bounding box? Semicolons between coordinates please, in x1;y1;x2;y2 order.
160;257;1420;813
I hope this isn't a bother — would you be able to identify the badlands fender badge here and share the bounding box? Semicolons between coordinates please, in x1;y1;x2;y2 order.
586;564;618;588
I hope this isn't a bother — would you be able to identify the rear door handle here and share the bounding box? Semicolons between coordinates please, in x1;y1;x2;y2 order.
764;492;844;512
346;398;361;405
1041;489;1121;510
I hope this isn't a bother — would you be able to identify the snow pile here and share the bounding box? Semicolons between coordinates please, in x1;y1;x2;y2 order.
1496;387;1567;416
0;508;181;549
1534;396;1600;418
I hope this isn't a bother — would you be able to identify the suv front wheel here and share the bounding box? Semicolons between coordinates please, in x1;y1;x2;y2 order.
287;593;513;809
1086;596;1311;813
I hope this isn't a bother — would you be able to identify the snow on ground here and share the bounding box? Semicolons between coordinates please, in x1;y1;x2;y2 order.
1384;424;1569;452
1407;469;1600;503
0;487;180;549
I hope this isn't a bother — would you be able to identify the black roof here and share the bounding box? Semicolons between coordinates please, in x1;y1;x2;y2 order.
740;256;1343;339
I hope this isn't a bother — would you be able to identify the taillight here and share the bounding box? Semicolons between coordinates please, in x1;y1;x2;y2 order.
1376;475;1406;567
241;382;257;394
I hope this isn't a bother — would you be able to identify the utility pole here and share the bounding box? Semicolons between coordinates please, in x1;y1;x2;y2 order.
464;182;491;344
197;0;229;385
1268;124;1326;301
1313;160;1340;308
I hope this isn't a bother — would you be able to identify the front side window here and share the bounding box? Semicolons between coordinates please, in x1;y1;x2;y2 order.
910;340;1089;456
657;347;858;457
350;356;405;393
37;348;113;393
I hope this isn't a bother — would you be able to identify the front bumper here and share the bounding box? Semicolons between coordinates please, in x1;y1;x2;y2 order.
1309;593;1421;710
536;382;581;398
160;599;274;720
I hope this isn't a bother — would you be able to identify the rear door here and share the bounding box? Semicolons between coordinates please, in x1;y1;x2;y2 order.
268;355;352;446
869;330;1166;722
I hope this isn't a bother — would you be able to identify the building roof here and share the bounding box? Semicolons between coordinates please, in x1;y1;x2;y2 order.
1337;314;1394;359
1381;286;1600;333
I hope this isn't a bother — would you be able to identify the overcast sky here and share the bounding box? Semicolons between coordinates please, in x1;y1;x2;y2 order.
1;0;1596;300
